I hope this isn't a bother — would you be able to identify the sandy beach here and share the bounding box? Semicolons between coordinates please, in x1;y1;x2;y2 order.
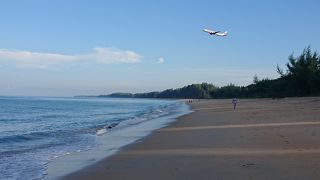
62;97;320;180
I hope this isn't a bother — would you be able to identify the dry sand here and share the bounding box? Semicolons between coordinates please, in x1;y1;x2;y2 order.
62;97;320;180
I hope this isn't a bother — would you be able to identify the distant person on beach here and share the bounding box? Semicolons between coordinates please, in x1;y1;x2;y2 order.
232;98;238;109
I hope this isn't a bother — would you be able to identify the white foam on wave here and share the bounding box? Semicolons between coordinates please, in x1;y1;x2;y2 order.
115;106;170;128
96;128;107;136
154;109;163;113
95;105;172;137
1;133;99;180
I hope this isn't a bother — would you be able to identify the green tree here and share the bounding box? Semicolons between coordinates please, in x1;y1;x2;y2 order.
278;46;320;96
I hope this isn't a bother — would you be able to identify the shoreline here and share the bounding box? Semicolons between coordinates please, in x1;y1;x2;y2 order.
44;100;191;180
62;97;320;180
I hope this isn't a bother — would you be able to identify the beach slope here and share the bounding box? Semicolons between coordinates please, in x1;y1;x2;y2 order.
63;97;320;180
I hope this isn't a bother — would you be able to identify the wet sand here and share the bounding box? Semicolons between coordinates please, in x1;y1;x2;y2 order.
62;97;320;180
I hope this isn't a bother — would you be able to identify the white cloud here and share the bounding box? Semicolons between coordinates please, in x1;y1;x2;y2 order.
0;47;142;68
81;47;141;64
156;57;165;64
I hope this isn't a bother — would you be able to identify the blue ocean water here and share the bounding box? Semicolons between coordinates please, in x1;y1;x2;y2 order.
0;97;187;180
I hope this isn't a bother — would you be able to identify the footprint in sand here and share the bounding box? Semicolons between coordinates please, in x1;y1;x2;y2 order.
242;163;256;167
278;134;285;138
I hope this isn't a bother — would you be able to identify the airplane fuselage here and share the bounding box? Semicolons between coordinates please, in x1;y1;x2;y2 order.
203;28;228;37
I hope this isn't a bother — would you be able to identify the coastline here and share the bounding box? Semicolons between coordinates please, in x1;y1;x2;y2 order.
44;100;191;180
62;97;320;180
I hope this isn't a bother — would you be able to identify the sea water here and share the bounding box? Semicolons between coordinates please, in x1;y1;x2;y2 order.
0;96;190;180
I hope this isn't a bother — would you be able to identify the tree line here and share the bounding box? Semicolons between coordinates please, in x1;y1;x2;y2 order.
104;47;320;99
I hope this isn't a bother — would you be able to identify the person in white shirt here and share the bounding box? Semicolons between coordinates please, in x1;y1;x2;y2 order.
232;98;238;110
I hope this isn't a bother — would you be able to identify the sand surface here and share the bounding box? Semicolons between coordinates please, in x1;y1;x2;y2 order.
62;97;320;180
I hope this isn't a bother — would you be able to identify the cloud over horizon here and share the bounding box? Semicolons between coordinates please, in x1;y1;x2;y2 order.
0;47;142;68
156;57;165;64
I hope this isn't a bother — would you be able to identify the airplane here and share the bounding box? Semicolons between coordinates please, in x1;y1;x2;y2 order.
203;28;228;37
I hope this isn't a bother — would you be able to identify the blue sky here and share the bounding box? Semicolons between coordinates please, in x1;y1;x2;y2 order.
0;0;319;96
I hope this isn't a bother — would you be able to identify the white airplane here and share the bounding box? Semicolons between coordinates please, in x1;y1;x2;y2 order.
203;28;228;37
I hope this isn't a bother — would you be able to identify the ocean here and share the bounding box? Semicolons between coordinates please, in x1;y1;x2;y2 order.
0;96;190;180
